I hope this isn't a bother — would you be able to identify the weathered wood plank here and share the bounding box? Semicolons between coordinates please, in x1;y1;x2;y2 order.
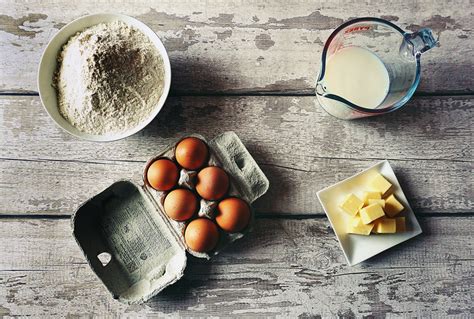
0;95;472;215
0;0;472;94
0;217;472;317
0;157;472;215
1;95;471;162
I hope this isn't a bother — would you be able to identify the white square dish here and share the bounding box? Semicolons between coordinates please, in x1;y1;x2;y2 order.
317;160;422;266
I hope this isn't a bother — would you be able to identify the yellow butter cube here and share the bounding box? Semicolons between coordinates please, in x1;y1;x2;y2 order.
370;173;392;195
395;216;406;232
385;194;404;217
362;191;382;206
340;193;364;216
374;218;396;233
348;215;374;235
359;203;385;224
368;199;385;209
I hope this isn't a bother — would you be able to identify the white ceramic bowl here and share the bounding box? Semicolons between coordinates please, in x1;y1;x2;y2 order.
38;13;171;142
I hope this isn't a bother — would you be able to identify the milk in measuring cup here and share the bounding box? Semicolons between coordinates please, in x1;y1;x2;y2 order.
324;46;390;110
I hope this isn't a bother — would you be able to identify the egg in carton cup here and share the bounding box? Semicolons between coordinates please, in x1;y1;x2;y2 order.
71;131;269;304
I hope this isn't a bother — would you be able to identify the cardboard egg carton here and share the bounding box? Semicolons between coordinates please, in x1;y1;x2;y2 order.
71;131;269;304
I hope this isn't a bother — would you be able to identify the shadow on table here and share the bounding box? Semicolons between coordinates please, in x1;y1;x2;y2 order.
358;216;430;267
137;58;290;308
391;166;422;215
145;144;281;308
138;93;223;140
169;56;233;95
243;140;291;216
348;94;470;137
135;57;234;139
148;225;271;310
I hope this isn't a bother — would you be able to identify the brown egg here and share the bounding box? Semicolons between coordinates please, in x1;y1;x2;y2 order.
195;166;229;200
216;197;251;233
164;189;198;221
184;218;219;252
175;137;209;170
146;159;179;191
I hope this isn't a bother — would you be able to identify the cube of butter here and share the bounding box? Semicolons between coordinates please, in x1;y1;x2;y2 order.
348;215;374;235
395;216;406;232
363;191;382;206
370;173;392;195
368;199;385;209
384;194;404;217
340;193;364;216
374;218;396;233
359;203;385;224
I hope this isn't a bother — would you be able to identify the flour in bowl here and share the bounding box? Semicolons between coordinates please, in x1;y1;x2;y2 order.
54;21;165;135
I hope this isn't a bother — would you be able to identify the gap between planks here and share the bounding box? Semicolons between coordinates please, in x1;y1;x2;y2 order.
1;91;474;97
0;156;471;167
1;212;473;220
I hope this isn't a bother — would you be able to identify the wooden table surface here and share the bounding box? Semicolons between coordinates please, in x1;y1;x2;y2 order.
1;1;473;317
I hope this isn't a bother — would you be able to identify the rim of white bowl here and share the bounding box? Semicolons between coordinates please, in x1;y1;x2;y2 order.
37;13;172;142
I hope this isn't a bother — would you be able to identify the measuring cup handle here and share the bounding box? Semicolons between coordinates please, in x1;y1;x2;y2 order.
402;28;439;57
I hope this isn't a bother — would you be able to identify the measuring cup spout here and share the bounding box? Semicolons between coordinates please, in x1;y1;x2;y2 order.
400;28;439;58
316;82;327;96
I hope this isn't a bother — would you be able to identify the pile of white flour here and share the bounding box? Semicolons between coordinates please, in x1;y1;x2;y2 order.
54;21;165;135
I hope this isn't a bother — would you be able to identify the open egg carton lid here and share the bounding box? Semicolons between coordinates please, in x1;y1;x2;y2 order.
71;131;269;304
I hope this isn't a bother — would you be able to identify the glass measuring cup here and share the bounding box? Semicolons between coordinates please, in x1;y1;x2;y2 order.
316;17;438;119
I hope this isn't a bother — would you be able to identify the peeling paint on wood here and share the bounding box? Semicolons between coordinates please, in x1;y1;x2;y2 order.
0;95;472;215
0;13;47;38
406;15;461;34
0;1;472;93
1;95;471;162
163;28;200;51
0;217;472;317
1;1;473;316
215;29;232;40
0;154;471;215
266;11;343;30
254;33;275;50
